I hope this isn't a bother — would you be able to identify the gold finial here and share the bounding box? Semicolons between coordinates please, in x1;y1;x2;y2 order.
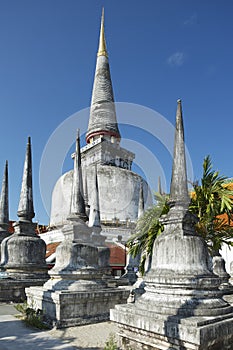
97;8;108;57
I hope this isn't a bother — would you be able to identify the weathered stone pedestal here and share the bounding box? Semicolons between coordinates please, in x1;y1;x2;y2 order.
26;283;128;328
112;305;233;350
0;220;49;302
3;222;48;280
0;138;49;301
111;212;233;349
26;241;129;328
0;224;49;302
110;100;233;350
26;126;129;327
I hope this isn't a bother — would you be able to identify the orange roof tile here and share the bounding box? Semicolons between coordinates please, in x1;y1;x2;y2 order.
106;243;126;266
46;242;61;259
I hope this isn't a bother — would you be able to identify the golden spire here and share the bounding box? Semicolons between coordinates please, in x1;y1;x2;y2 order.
97;8;108;57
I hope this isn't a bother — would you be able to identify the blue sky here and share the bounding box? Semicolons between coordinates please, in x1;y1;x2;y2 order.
0;0;233;224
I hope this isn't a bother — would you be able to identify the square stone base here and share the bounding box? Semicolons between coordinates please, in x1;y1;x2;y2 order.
0;279;48;303
26;285;130;328
110;303;233;350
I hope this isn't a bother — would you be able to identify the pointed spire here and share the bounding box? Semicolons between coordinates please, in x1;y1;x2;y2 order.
88;165;101;228
170;99;190;207
97;8;108;57
158;176;162;195
17;137;35;222
69;129;87;220
138;181;144;219
86;9;121;144
0;161;9;227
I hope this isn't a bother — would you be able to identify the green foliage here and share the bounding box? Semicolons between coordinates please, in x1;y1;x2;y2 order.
15;301;28;314
104;333;118;350
128;156;233;274
15;302;49;330
189;155;233;253
127;192;169;274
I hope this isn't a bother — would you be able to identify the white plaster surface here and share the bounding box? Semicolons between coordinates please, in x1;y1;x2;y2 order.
50;165;152;226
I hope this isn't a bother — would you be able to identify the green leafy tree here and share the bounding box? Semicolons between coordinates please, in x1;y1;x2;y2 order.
189;155;233;254
127;192;169;275
128;156;233;274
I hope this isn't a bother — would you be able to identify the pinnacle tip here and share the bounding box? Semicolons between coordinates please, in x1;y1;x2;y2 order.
97;6;108;57
27;136;31;144
177;99;181;103
101;7;104;25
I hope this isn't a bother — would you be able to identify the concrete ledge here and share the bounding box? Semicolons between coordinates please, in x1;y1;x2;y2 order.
111;304;233;350
26;286;130;328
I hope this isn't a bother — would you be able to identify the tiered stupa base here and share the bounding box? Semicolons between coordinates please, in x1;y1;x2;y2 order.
26;242;129;328
111;273;233;350
26;283;129;328
0;221;49;302
112;304;233;350
110;209;233;349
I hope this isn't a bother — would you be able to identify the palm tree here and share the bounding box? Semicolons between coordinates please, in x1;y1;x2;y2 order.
127;192;169;275
128;156;233;274
189;155;233;254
